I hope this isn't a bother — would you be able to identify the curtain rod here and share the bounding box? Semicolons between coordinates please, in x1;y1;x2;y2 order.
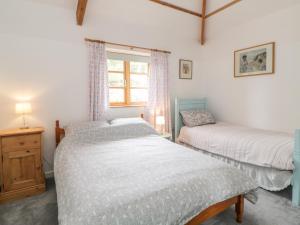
85;38;171;54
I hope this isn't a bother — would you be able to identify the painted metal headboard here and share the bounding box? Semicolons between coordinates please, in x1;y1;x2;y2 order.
174;97;207;139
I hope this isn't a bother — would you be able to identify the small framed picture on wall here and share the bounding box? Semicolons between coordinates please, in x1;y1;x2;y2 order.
179;59;193;79
234;42;275;78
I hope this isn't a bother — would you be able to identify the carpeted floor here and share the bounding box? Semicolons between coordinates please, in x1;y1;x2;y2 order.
0;179;300;225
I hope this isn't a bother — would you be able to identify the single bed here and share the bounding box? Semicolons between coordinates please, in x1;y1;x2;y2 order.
174;97;300;207
54;119;257;225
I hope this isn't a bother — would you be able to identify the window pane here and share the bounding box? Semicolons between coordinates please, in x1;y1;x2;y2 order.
130;89;148;103
107;59;124;72
130;74;148;88
109;88;124;103
130;62;148;74
108;72;124;87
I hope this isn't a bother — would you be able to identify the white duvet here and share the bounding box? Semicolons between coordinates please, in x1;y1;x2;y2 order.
178;122;294;170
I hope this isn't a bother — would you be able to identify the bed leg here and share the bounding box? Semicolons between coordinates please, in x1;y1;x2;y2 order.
292;129;300;207
235;195;244;223
293;169;300;207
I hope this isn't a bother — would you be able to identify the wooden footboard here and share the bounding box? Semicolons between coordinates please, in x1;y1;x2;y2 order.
186;195;244;225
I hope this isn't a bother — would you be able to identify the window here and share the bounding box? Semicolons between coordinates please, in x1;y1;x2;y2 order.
108;59;149;106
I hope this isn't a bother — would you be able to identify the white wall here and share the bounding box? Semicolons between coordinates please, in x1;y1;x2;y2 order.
0;0;204;173
199;0;300;133
1;0;299;174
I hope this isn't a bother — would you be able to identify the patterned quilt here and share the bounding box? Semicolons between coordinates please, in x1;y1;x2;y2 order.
54;123;257;225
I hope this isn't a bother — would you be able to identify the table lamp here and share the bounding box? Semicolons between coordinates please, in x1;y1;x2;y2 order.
15;102;32;129
156;115;165;134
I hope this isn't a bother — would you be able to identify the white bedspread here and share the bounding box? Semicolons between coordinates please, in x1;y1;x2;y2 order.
54;123;257;225
178;122;294;170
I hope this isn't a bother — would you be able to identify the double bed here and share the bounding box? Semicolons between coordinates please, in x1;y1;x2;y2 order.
174;97;300;207
54;119;257;225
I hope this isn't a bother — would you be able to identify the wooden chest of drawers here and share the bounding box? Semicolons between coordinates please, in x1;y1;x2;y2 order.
0;128;45;203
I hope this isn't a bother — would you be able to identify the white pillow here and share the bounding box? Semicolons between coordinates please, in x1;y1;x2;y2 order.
65;120;110;136
110;117;146;126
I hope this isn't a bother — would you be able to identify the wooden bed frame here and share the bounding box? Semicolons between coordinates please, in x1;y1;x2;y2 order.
55;120;245;224
174;97;300;207
55;120;65;147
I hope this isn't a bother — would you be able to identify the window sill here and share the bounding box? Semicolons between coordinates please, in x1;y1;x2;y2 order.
109;105;146;108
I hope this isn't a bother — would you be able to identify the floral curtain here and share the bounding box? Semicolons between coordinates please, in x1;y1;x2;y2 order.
145;51;171;133
87;41;109;121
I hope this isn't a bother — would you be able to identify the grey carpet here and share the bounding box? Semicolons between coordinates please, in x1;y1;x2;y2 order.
0;179;299;225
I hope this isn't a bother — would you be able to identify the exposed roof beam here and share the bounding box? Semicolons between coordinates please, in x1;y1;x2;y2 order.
205;0;241;18
148;0;242;45
200;0;207;45
76;0;88;25
149;0;202;18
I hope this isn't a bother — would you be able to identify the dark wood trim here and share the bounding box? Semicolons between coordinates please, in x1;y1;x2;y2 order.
205;0;241;18
149;0;202;18
76;0;88;25
200;0;207;45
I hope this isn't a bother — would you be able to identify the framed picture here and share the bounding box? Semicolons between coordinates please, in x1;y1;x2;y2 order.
179;59;193;79
234;42;275;78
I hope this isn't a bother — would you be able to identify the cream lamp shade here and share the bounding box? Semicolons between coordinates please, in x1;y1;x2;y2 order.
15;102;32;114
15;102;32;129
156;116;165;125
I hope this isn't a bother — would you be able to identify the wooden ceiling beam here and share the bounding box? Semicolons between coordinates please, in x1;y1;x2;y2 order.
200;0;207;45
205;0;241;18
76;0;88;25
148;0;242;45
149;0;202;18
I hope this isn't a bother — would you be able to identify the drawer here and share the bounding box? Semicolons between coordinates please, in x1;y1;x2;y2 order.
1;134;41;152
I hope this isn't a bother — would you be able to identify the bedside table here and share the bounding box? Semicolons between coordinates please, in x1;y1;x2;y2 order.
0;127;45;203
160;132;172;141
